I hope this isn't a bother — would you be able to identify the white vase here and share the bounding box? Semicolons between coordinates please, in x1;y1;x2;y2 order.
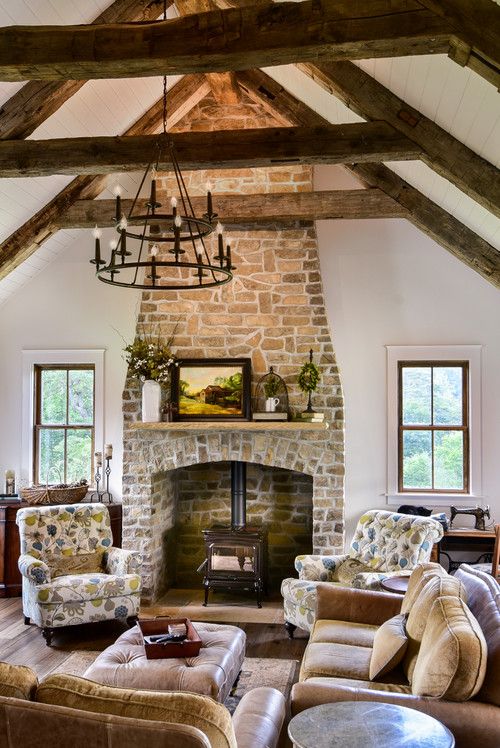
142;379;161;422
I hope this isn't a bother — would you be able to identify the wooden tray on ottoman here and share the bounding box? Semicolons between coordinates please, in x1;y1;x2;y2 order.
138;617;202;660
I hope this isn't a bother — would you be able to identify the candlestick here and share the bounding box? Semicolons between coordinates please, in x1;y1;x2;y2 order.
5;470;15;496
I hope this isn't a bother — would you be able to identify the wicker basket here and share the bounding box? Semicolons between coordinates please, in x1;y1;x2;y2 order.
20;484;88;506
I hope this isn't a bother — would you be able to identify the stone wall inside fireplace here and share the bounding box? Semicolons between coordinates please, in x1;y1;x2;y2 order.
123;156;344;599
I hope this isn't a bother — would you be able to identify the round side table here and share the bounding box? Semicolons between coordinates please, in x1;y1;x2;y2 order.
288;702;455;748
380;574;411;595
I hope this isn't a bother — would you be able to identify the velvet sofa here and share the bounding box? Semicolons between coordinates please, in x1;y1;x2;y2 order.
0;663;285;748
291;563;500;747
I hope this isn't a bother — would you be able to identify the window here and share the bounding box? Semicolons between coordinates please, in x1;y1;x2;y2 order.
398;362;468;493
34;365;95;484
22;350;104;488
386;346;481;505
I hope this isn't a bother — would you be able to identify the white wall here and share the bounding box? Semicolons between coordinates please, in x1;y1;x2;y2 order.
315;166;500;545
0;230;139;498
1;170;499;552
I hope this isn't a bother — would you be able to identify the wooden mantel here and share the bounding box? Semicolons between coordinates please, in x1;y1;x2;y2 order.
129;421;329;432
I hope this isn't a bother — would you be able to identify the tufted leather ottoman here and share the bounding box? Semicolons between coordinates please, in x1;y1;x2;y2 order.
83;622;246;703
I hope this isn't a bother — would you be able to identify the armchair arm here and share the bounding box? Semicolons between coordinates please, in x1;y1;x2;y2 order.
232;687;286;748
104;547;142;576
18;553;50;584
291;681;500;748
294;554;348;582
316;583;402;625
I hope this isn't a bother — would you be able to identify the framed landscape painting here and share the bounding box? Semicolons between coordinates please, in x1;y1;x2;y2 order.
171;358;251;421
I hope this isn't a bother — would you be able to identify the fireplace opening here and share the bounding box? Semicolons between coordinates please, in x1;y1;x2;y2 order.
172;460;313;596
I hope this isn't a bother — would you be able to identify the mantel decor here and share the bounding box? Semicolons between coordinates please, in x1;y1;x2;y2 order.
298;349;321;414
89;3;234;291
171;358;251;422
253;367;289;421
123;329;176;422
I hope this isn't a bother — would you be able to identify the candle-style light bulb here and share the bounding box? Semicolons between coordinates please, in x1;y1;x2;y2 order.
109;239;118;251
150;244;159;256
171;196;178;217
113;184;122;222
92;226;102;265
118;215;128;230
217;223;224;263
206;182;213;218
174;215;182;228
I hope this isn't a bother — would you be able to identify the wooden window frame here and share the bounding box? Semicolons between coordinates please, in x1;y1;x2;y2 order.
33;364;95;485
397;361;469;494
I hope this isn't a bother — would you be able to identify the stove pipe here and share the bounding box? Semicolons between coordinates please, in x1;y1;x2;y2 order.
230;460;246;529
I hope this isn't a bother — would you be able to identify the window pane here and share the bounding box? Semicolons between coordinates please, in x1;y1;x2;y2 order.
433;367;463;425
402;367;431;425
39;429;65;484
434;431;464;490
41;369;66;424
67;429;92;483
68;369;94;425
403;430;432;489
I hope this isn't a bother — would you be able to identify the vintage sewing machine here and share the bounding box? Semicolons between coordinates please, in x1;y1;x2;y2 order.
449;505;490;531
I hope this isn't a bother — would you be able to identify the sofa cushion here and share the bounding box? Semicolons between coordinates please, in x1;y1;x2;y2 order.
299;642;372;682
0;661;38;700
369;613;408;680
312;620;377;648
404;574;466;681
46;551;104;579
401;562;447;615
455;564;500;706
36;673;236;748
411;596;487;701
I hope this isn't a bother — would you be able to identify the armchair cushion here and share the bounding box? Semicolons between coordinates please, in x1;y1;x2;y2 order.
35;572;141;605
369;613;408;680
336;558;373;585
45;551;104;579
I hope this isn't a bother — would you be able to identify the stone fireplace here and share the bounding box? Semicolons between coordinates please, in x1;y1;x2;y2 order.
122;157;345;602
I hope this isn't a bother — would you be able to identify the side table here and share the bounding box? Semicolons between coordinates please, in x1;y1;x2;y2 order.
288;702;455;748
380;575;411;595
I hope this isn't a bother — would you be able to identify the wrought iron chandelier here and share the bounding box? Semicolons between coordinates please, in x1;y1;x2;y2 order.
90;3;234;290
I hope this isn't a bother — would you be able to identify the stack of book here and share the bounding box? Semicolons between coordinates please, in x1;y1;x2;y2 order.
252;411;288;421
294;411;325;423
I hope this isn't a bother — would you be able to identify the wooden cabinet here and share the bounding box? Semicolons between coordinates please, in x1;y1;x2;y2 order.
0;501;122;598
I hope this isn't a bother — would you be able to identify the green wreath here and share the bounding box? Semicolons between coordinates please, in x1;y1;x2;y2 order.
298;361;321;393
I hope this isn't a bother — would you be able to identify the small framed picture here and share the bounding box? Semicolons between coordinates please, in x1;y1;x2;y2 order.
171;358;251;421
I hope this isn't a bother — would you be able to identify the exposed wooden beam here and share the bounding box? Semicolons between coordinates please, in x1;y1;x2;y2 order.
0;0;453;82
0;123;421;178
419;0;500;88
234;68;500;289
352;162;500;289
174;0;241;104
0;75;210;280
59;188;408;228
0;1;169;140
297;61;500;218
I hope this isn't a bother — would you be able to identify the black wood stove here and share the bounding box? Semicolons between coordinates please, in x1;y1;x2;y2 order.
200;461;267;607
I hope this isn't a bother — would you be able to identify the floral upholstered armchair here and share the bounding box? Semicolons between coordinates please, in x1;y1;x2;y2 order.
281;509;443;636
16;503;142;646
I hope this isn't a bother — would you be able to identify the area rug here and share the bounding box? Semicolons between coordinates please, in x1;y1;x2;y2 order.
49;652;298;712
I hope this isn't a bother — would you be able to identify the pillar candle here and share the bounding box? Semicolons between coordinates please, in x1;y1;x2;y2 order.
105;444;113;459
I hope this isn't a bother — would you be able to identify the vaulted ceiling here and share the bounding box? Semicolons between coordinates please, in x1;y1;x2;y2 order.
0;0;498;306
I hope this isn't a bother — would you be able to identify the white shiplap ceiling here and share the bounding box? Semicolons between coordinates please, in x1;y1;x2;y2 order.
0;0;498;306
